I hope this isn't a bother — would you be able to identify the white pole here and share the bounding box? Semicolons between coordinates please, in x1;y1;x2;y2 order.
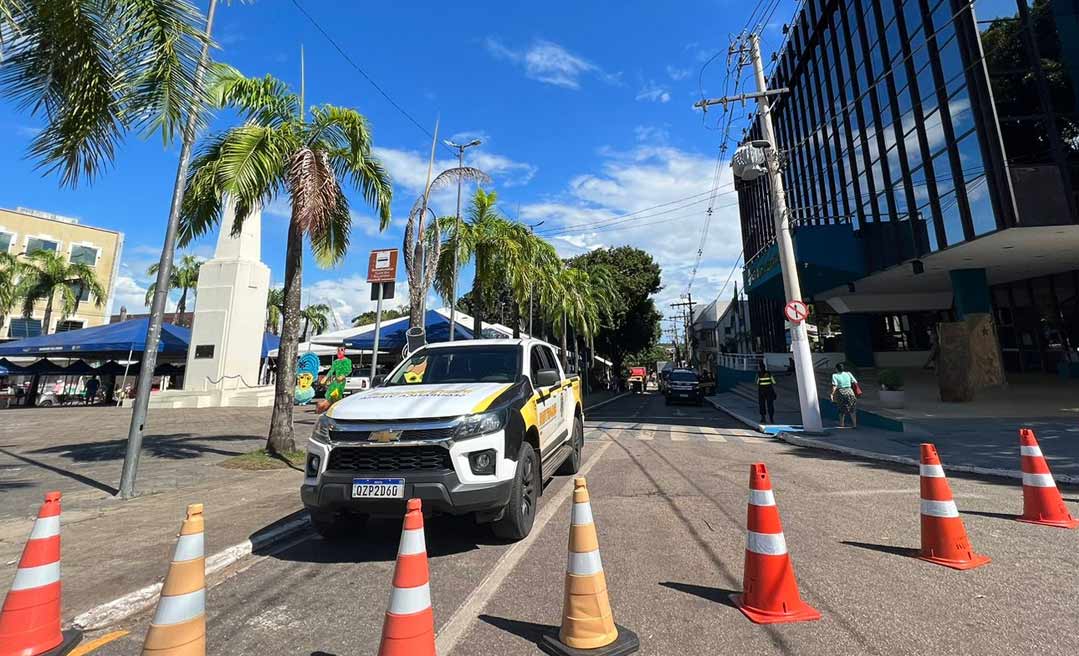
748;33;823;432
449;145;464;341
118;345;134;407
369;283;385;381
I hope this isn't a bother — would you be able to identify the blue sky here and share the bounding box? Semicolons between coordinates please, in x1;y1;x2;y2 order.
0;0;801;330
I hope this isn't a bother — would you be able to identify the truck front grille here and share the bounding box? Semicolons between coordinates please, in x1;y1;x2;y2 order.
329;426;456;442
327;446;452;473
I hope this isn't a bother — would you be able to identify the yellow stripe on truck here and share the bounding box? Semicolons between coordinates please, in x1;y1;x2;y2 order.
471;384;513;413
520;394;539;431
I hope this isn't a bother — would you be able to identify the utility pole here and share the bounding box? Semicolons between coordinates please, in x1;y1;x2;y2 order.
694;33;822;432
443;138;482;341
671;295;695;367
120;0;220;499
527;220;544;337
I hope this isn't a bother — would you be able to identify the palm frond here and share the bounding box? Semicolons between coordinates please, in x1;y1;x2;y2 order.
208;63;299;125
309;182;351;268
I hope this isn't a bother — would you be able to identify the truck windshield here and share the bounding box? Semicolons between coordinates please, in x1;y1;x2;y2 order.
385;346;520;385
671;371;698;382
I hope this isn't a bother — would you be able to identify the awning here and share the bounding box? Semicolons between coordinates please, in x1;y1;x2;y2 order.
343;309;473;352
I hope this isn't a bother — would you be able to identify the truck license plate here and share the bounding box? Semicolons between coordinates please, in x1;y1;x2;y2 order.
352;478;405;498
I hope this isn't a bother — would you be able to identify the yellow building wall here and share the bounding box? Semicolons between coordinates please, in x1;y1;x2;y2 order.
0;207;124;337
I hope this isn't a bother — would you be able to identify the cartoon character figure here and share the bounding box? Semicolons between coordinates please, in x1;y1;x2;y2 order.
403;357;428;384
295;353;321;405
325;355;352;403
295;373;316;405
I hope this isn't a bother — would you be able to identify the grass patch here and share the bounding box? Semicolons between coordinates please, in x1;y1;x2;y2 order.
220;449;306;471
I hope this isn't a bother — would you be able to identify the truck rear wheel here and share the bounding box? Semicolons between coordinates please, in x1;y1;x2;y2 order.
557;416;584;475
492;445;538;541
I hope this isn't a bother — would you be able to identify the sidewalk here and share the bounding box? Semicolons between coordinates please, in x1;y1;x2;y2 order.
0;405;315;626
708;391;1079;484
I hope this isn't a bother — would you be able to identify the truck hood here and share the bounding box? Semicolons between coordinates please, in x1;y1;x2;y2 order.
328;382;513;421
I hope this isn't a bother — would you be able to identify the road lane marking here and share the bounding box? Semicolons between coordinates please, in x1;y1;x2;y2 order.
434;441;613;655
699;427;727;442
68;631;129;655
670;429;689;441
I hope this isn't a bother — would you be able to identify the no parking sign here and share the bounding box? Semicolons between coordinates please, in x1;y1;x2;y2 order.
784;300;809;323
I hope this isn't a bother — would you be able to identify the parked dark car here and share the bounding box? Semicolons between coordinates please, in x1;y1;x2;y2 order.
664;369;702;406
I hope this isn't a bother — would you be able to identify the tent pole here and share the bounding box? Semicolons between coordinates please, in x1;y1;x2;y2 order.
118;346;133;408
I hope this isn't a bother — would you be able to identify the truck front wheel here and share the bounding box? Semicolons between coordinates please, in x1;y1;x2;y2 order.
492;445;538;541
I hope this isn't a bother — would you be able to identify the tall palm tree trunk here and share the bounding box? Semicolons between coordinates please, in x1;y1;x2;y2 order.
512;302;521;338
471;247;485;337
560;315;568;369
175;289;189;324
302;318;310;342
268;221;304;454
42;294;55;335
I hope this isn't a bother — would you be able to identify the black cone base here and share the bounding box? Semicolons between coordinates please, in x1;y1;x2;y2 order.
45;629;83;656
539;625;640;656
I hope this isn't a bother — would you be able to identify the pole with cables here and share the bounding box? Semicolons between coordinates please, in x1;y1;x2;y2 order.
444;138;482;341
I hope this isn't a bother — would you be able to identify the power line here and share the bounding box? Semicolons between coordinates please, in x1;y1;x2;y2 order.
546;201;742;239
287;0;452;154
534;185;738;236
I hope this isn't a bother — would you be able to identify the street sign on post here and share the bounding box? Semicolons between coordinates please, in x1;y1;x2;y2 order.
367;249;399;384
784;300;809;324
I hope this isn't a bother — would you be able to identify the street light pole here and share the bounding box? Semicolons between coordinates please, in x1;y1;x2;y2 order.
527;220;544;337
119;0;220;498
444;138;482;341
695;33;822;432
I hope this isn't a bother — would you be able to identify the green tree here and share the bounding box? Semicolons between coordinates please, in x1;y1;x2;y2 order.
567;246;662;374
144;254;201;324
300;303;331;341
538;263;616;369
266;287;285;335
0;252;26;337
0;0;209;186
18;250;105;335
179;64;392;454
351;306;408;327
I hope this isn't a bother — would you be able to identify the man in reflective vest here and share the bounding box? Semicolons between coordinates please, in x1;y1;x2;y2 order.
756;362;777;424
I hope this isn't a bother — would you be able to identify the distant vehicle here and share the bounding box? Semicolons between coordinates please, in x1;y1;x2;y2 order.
302;338;584;542
628;366;647;394
665;369;703;406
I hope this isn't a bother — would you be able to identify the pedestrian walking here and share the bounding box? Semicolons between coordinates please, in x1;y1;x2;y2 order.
831;363;859;428
756;362;777;424
84;376;100;405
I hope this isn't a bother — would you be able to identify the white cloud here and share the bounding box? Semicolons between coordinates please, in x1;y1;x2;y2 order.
483;37;620;89
110;275;150;314
636;81;671;103
520;143;743;311
303;275;409;329
666;65;690;81
634;125;670;143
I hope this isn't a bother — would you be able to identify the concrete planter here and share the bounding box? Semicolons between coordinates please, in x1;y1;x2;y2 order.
879;389;905;409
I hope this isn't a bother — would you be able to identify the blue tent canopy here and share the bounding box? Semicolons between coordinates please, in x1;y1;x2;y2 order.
0;318;281;359
343;310;473;352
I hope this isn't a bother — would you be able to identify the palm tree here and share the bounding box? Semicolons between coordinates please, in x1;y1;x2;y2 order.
0;252;26;337
18;250;105;335
300;303;331;341
539;264;616;369
144;254;201;324
179;65;392;454
0;0;209;187
266;287;285;335
433;189;540;336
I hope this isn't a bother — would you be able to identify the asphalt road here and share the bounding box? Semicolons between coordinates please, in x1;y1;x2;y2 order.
83;392;1079;655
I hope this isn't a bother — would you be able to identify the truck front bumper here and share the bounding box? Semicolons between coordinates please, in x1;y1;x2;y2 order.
301;469;513;517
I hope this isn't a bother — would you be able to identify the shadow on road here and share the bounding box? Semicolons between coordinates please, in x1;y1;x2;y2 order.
0;479;34;491
840;540;918;559
0;447;119;495
261;514;500;564
659;581;740;609
478;614;555;644
27;433;254;463
961;509;1019;521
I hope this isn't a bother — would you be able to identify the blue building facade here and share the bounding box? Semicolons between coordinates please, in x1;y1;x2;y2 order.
738;0;1079;374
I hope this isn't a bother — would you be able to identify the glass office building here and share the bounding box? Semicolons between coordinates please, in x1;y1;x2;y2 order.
737;0;1079;374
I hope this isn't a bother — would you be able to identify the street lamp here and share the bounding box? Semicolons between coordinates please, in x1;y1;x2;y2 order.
444;138;482;341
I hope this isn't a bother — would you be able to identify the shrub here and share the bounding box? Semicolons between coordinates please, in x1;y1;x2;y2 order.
879;368;904;391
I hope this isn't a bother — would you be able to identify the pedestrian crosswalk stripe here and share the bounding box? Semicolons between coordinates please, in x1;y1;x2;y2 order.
585;425;771;445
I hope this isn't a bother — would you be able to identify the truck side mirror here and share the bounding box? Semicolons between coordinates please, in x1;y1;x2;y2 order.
535;368;560;388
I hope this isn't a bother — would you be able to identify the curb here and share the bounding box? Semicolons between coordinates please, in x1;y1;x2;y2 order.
707;395;1079;486
705;396;765;433
584;391;631;412
72;513;311;631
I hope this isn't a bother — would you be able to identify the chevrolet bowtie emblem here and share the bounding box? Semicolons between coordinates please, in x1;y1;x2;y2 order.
369;430;403;443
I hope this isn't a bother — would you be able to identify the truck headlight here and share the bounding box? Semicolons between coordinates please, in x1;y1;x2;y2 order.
312;415;335;443
454;410;506;440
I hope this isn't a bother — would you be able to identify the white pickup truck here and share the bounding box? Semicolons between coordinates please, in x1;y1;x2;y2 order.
301;338;584;541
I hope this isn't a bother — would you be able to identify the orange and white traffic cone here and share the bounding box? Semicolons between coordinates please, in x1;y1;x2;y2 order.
540;477;639;656
918;444;990;570
378;498;435;656
1018;428;1078;529
0;491;81;656
731;463;820;624
141;504;206;655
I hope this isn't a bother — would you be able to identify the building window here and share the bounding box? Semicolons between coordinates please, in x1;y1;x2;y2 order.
69;244;99;266
55;320;84;333
8;317;42;338
0;231;12;253
69;282;90;302
25;237;59;254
